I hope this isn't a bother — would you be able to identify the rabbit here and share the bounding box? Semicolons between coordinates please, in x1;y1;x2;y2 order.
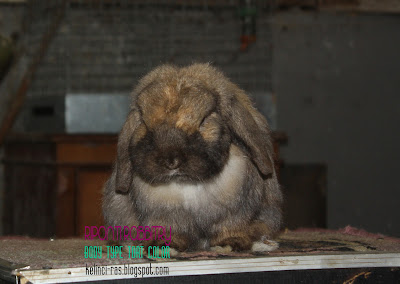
102;63;283;253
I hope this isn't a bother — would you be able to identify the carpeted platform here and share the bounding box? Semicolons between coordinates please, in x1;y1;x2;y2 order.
0;226;399;270
0;226;399;283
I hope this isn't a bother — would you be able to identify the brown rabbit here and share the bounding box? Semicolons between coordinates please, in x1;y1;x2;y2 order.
102;63;282;253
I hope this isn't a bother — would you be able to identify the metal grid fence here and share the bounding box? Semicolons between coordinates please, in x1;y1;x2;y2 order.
21;0;276;125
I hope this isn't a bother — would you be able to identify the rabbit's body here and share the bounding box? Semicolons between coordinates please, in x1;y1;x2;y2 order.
103;63;282;252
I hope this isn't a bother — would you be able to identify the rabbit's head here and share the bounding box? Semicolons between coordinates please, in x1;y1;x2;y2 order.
115;63;275;192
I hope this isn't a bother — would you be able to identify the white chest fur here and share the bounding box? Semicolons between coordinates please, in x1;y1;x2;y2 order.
134;145;248;213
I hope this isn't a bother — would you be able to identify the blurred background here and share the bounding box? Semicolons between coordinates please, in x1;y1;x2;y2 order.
0;0;399;239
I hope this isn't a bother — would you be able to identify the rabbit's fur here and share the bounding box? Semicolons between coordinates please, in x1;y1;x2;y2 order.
103;63;282;252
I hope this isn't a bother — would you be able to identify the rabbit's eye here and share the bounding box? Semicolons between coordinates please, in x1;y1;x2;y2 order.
200;110;218;126
199;112;214;127
199;113;220;142
199;116;208;127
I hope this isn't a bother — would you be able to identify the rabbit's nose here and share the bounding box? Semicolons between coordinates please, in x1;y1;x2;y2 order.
165;157;182;170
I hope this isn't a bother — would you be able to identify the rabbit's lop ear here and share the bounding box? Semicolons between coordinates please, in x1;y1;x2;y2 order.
226;91;274;178
115;109;142;193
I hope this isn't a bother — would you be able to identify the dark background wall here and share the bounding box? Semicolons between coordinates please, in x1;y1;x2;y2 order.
273;10;400;236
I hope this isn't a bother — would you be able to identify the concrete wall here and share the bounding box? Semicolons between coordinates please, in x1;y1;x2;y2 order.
273;10;400;236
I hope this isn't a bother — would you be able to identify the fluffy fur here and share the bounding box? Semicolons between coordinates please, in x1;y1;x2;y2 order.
103;63;283;252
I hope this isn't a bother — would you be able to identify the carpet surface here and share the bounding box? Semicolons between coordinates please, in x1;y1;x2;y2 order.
0;226;399;270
